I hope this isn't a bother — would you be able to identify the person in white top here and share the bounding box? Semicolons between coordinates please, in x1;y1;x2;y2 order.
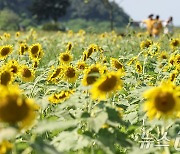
164;16;173;35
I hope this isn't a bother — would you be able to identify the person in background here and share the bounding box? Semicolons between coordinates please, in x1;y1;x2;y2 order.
152;15;163;38
142;14;154;36
164;16;174;35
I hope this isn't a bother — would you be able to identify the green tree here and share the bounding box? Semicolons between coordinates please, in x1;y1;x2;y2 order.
30;0;70;22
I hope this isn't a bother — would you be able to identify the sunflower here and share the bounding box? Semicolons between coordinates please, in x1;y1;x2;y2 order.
0;45;13;60
170;38;180;50
143;81;180;120
20;65;35;82
28;43;43;60
19;43;28;55
15;32;20;37
169;70;179;82
0;67;13;86
135;61;143;73
47;66;64;83
82;64;105;86
169;54;176;66
0;85;38;129
140;39;152;50
110;58;124;71
175;54;180;66
32;59;39;69
0;140;13;154
127;56;137;66
48;90;74;104
66;42;73;51
6;60;20;76
86;44;98;58
59;51;73;64
76;61;87;70
82;51;88;61
90;71;123;101
148;43;160;56
63;65;78;83
158;51;168;61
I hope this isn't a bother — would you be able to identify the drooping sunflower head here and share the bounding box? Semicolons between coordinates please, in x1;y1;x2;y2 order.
63;65;78;83
170;38;180;50
28;43;43;60
47;66;64;83
48;90;74;104
135;61;143;73
110;58;124;71
0;45;13;60
20;65;35;82
140;39;152;50
0;85;38;129
0;67;14;86
82;63;105;86
143;81;180;120
59;51;73;64
90;71;123;101
86;44;98;58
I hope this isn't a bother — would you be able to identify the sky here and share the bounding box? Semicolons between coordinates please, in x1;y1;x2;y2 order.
114;0;180;26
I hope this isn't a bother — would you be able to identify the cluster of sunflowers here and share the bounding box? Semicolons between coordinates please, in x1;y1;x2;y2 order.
0;29;180;153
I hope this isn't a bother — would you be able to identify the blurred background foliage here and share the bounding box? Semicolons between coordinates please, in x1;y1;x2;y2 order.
0;0;130;32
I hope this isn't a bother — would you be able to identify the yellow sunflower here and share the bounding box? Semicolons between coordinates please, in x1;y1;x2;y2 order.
28;43;43;60
170;38;180;50
6;60;20;76
82;51;88;61
20;65;35;82
48;90;74;104
47;66;64;83
0;67;13;86
135;61;143;73
110;58;124;71
82;64;105;86
76;61;87;70
158;51;168;61
90;71;123;101
169;70;179;82
169;54;176;66
0;85;38;129
140;39;152;50
0;45;13;60
63;65;78;83
86;44;98;58
19;43;28;55
143;81;180;120
59;51;73;64
66;42;73;52
148;43;160;56
15;32;20;37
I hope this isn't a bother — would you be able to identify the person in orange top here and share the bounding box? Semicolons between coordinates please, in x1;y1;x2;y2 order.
152;15;163;37
142;14;154;36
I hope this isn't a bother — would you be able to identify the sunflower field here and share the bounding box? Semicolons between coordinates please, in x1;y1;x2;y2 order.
0;29;180;154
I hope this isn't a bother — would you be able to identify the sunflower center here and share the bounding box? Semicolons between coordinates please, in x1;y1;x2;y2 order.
154;92;175;113
62;54;70;61
172;40;179;47
98;75;117;92
86;68;99;85
31;46;39;54
11;66;18;73
144;42;151;48
23;68;32;78
59;92;67;99
0;71;11;85
0;97;29;123
20;46;25;54
1;47;10;56
161;55;167;59
137;65;141;71
51;68;62;78
66;68;75;78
